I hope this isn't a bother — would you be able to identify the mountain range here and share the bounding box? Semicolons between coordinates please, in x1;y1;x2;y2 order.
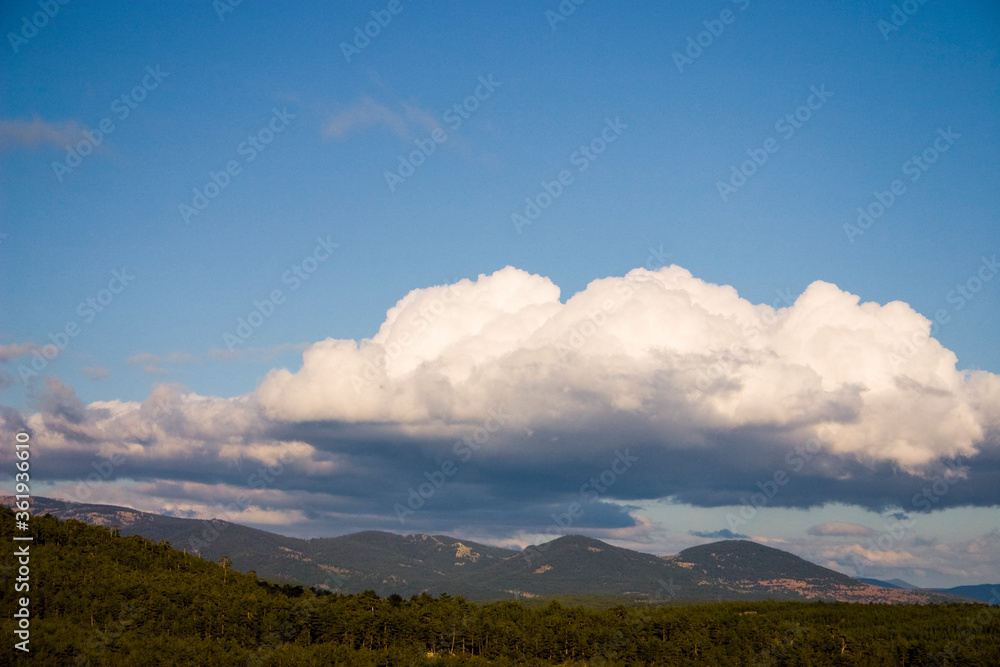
858;577;999;605
7;496;994;605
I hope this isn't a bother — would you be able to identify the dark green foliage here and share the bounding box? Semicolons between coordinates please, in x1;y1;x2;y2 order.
2;507;998;666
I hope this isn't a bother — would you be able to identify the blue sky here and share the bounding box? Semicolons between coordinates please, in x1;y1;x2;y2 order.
1;1;999;587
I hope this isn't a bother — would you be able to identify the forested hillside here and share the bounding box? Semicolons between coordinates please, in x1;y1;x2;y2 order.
2;507;998;666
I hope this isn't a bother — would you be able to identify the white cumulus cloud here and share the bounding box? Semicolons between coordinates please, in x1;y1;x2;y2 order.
256;265;999;471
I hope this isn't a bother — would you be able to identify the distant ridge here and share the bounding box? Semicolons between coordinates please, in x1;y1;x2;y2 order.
927;584;1000;605
5;496;983;604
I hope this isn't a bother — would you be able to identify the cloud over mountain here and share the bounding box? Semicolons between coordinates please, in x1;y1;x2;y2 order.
2;265;998;542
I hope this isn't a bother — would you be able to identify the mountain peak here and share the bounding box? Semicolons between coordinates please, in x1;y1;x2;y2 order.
538;534;610;549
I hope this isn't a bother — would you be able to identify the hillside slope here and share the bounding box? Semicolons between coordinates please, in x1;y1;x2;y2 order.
5;497;977;604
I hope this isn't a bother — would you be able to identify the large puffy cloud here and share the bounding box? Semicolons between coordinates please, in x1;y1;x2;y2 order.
2;265;999;546
257;265;998;470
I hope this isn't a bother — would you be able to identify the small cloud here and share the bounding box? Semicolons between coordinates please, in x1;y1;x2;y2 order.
402;103;440;135
81;366;111;380
0;117;84;150
691;529;748;540
127;352;158;365
128;352;166;376
807;521;877;537
0;342;44;363
323;96;412;141
322;96;441;143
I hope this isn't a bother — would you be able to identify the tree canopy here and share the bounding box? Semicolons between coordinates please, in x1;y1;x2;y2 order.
1;507;997;665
